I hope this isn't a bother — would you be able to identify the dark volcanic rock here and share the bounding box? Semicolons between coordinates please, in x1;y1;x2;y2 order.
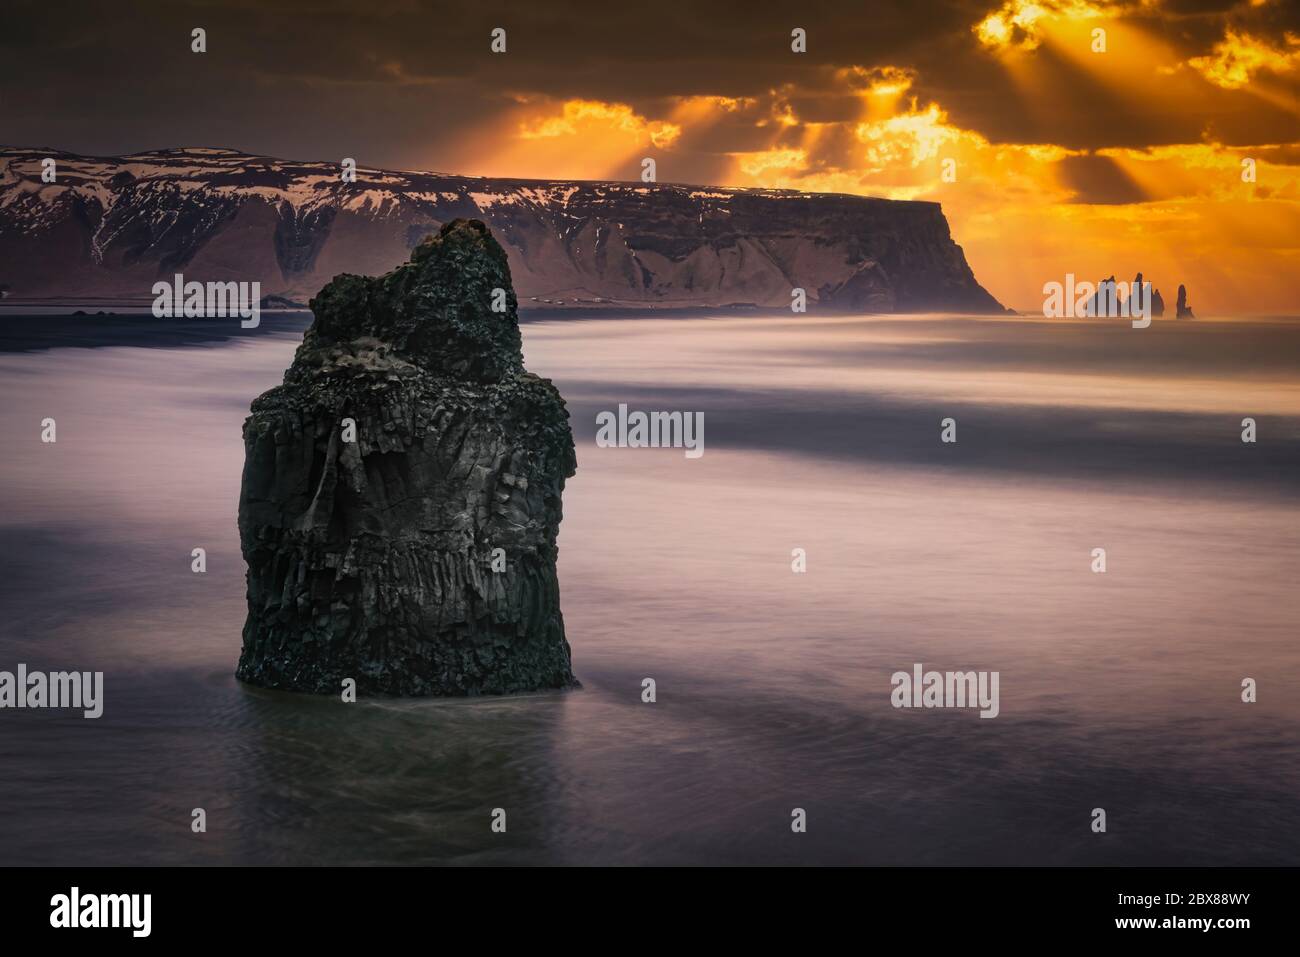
1083;271;1168;317
236;219;578;696
1133;273;1165;317
1176;284;1195;319
1085;275;1118;316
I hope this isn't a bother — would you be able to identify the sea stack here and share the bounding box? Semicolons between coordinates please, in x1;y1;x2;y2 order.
236;219;578;696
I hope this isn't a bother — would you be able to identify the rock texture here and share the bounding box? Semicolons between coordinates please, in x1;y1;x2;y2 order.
236;219;578;696
0;146;1004;313
1176;284;1196;319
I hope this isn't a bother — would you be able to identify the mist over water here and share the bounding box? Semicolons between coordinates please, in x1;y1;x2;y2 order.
1;312;1297;865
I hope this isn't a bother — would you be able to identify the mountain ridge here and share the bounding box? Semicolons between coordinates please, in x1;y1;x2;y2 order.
0;145;1004;313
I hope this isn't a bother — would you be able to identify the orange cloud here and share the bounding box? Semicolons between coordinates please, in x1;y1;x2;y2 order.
855;104;966;168
1186;30;1300;90
519;99;682;149
837;65;917;97
703;65;1298;313
973;0;1105;53
445;43;1299;313
446;97;688;181
734;148;808;177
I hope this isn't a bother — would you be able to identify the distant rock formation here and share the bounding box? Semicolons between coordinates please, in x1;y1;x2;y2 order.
1086;275;1117;316
236;219;578;696
1081;273;1159;317
0;145;1004;313
259;294;307;310
1130;273;1164;317
1081;272;1196;319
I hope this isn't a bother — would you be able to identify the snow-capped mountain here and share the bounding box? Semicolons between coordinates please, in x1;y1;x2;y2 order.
0;146;1003;312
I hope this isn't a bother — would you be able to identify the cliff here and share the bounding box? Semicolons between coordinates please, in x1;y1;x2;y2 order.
236;219;578;696
0;146;1004;313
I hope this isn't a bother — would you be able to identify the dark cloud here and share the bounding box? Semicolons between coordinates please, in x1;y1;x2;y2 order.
0;0;1295;172
1058;154;1148;203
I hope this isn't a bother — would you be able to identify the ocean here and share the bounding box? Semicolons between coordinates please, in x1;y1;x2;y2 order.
0;310;1297;865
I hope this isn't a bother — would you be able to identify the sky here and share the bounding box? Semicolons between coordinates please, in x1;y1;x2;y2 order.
2;0;1298;313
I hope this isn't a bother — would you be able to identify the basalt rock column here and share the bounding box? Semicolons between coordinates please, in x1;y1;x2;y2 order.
236;219;578;696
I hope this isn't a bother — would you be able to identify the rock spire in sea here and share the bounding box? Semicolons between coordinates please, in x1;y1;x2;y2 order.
236;219;578;695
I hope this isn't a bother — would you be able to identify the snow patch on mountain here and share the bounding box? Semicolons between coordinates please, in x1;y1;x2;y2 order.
0;146;1004;313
